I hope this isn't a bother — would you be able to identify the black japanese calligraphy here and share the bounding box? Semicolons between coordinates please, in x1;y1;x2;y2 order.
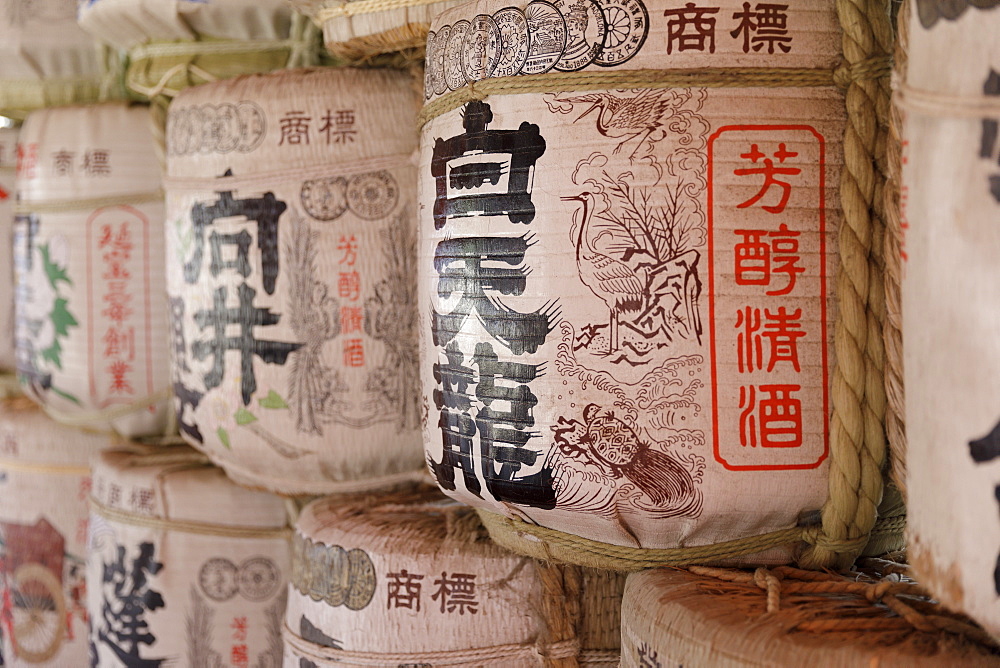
96;542;165;668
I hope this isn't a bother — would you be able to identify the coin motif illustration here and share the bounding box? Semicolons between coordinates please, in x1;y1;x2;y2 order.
523;1;568;75
198;557;239;602
594;0;648;67
463;14;502;82
552;0;606;72
493;7;531;78
445;20;471;91
346;170;399;220
238;556;280;601
301;177;348;221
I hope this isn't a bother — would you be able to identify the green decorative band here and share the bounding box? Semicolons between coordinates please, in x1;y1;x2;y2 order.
0;77;105;119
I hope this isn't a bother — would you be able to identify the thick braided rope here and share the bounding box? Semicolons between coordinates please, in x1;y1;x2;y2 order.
477;509;906;572
799;0;893;571
882;0;909;499
325;24;428;65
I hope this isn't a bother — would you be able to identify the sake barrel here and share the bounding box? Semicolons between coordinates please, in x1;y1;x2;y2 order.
898;0;1000;639
418;0;900;568
291;0;464;64
87;445;291;667
0;396;107;666
284;486;625;666
620;563;1000;667
77;0;319;101
13;102;171;438
0;126;16;373
0;0;108;118
165;68;425;495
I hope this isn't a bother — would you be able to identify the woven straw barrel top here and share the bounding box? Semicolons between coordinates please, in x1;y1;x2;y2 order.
77;0;316;101
14;102;171;438
0;126;15;372
0;0;108;117
291;0;465;63
87;445;291;667
0;396;108;665
285;484;624;666
899;0;1000;641
620;564;1000;667
165;67;425;496
418;0;847;563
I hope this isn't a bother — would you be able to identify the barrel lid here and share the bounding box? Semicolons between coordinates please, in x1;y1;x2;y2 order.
0;396;110;469
91;445;289;530
16;102;161;204
622;564;1000;667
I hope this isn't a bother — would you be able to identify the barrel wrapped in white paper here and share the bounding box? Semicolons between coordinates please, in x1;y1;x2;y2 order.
13;103;170;437
87;445;291;667
165;68;424;495
419;0;852;564
0;395;108;665
77;0;318;100
0;0;108;117
291;0;463;63
0;126;16;372
620;565;1000;667
284;486;624;666
900;0;1000;641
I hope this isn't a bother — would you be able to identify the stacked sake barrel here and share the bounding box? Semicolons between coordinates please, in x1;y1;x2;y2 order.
285;485;625;666
0;0;111;119
900;0;1000;642
0;126;15;376
620;563;1000;666
13;102;171;438
292;0;463;64
417;0;900;570
164;66;425;495
87;445;291;667
0;396;108;665
77;0;320;103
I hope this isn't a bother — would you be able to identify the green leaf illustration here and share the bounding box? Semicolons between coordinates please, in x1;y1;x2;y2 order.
40;338;63;370
39;243;72;289
50;298;78;338
258;390;288;410
49;384;81;406
217;427;231;449
234;407;258;425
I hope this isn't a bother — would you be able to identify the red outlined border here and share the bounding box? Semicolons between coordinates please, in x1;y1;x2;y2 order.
707;124;829;472
86;205;154;408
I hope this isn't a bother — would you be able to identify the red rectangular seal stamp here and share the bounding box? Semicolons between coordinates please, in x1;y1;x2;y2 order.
707;125;829;471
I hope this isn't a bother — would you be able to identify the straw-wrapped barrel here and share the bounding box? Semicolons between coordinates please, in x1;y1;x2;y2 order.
284;485;625;666
0;396;108;665
0;126;15;373
165;68;425;495
0;0;110;118
899;0;1000;640
13;102;170;438
87;445;291;667
418;0;900;569
77;0;319;102
291;0;464;64
620;563;1000;666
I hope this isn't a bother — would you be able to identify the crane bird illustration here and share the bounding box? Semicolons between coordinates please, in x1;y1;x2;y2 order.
562;191;645;354
562;88;686;159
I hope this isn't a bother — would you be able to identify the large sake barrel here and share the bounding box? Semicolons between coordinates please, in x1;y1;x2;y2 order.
87;445;291;667
418;0;901;569
0;126;15;373
77;0;319;101
0;396;107;665
899;0;1000;640
291;0;463;64
165;68;425;495
620;563;1000;667
0;0;109;118
284;485;625;666
13;102;170;437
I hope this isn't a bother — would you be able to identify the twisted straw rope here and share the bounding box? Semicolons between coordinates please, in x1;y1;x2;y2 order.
798;0;894;571
883;0;909;498
90;494;290;540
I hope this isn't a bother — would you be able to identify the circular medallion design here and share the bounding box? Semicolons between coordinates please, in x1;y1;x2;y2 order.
594;0;648;66
493;7;531;78
463;14;502;82
238;556;281;601
301;177;348;221
346;170;399;220
523;1;568;75
198;558;239;602
552;0;606;72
